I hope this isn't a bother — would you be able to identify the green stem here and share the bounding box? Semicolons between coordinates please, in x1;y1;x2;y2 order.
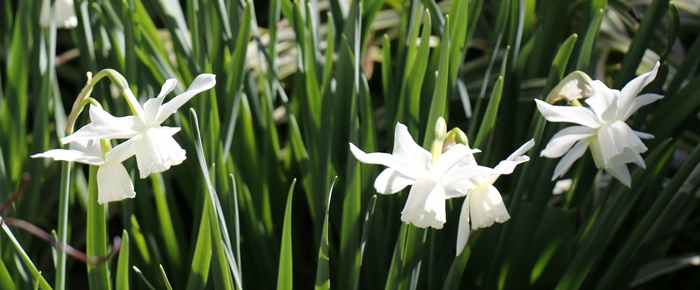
54;161;73;290
87;166;111;290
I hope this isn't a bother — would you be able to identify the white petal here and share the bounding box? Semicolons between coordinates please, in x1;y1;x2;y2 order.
605;164;632;188
143;79;178;125
541;126;596;158
621;93;664;120
391;123;431;173
634;130;655;140
374;168;414;194
618;62;660;114
552;179;573;195
589;139;605;169
40;0;78;28
506;139;535;161
469;184;510;230
551;139;590;180
492;156;530;176
68;138;103;158
596;121;647;168
432;144;480;178
105;137;137;163
534;99;601;128
96;162;136;204
156;74;216;124
31;148;103;166
349;143;420;179
585;80;618;118
134;127;186;178
634;154;646;169
61;106;140;144
441;166;499;198
456;199;471;256
400;177;446;229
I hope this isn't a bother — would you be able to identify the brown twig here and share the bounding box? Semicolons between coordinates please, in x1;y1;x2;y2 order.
2;217;121;264
0;172;121;264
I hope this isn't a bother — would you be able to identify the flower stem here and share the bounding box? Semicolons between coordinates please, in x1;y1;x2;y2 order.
55;160;73;290
86;166;111;290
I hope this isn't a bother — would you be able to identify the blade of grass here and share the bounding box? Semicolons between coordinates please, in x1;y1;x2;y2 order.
613;0;668;87
1;221;52;290
133;266;157;290
190;108;242;289
160;265;174;290
86;166;110;290
276;179;296;290
54;160;72;290
575;9;603;71
353;195;378;290
116;230;130;290
315;178;336;290
423;16;450;147
597;142;700;289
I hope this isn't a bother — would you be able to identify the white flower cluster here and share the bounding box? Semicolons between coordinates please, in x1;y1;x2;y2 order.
536;62;663;187
350;122;534;255
33;74;216;204
348;63;663;256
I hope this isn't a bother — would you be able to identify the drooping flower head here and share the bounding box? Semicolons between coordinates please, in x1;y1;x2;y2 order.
535;62;663;187
32;139;135;204
62;74;216;178
455;139;534;255
350;122;491;229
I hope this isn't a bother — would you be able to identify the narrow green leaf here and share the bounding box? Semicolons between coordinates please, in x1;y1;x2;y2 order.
54;161;73;290
116;230;130;290
649;76;700;137
133;266;157;290
150;173;183;272
404;11;431;133
315;178;336;290
423;16;451;147
447;0;469;85
1;222;52;290
381;34;395;121
666;35;700;96
443;245;471;290
629;253;700;288
545;34;579;94
185;198;212;290
555;139;673;290
575;9;603;70
0;255;16;290
353;195;378;290
473;76;503;149
86;166;111;290
160;265;174;290
384;224;408;290
277;179;297;290
420;0;444;36
222;0;252;157
129;215;151;265
613;0;669;87
190;109;242;289
597;142;700;289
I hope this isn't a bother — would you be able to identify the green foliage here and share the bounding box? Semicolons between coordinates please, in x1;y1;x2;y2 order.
1;0;699;289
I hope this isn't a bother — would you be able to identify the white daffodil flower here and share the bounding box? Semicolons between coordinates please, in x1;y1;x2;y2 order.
535;62;663;187
61;74;216;178
455;139;534;256
32;139;135;204
350;123;493;229
40;0;78;29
